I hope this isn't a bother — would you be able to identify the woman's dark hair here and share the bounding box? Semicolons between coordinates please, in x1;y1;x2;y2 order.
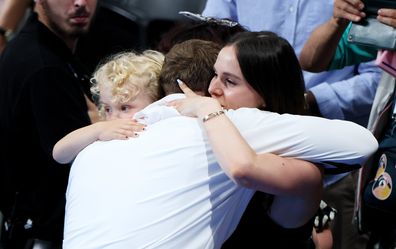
227;31;306;115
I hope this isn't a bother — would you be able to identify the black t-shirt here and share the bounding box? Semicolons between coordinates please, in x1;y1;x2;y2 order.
0;13;91;241
222;192;314;249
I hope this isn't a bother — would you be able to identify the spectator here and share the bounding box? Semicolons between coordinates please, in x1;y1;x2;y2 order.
0;0;98;248
300;1;396;248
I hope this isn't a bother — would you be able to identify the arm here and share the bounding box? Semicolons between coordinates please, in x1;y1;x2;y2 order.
171;80;377;185
170;81;321;195
300;0;367;72
53;119;144;164
299;17;349;72
308;62;381;122
301;0;382;121
0;0;30;52
172;79;377;162
171;80;324;227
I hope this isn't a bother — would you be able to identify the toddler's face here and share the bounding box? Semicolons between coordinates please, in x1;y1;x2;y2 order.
100;89;153;120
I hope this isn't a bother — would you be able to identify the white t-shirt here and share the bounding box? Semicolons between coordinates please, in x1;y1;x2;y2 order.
63;95;377;249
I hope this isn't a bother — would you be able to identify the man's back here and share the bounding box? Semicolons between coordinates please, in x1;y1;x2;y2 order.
64;115;252;248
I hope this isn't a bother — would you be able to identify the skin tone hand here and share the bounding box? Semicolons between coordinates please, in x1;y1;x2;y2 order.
333;0;366;22
168;79;223;119
53;119;145;164
334;0;396;28
378;8;396;28
95;119;145;141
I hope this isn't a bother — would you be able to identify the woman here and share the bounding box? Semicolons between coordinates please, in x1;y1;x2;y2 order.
170;31;323;248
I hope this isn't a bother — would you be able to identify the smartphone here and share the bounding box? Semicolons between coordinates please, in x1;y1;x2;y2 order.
364;0;396;16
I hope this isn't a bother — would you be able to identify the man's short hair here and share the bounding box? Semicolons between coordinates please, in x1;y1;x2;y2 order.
159;39;221;96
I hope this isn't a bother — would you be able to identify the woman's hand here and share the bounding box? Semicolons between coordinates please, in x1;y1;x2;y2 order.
95;119;145;141
168;79;223;119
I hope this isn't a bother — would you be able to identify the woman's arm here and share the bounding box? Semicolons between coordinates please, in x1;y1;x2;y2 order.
269;161;323;228
170;80;320;194
53;119;144;164
171;80;324;227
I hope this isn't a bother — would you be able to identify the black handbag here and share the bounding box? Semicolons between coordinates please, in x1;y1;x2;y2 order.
347;0;396;50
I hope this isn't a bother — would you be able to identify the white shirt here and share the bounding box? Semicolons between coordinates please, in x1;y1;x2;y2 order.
63;95;377;249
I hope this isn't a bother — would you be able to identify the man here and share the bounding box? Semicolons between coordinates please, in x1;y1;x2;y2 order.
202;1;382;248
63;39;377;249
0;0;97;248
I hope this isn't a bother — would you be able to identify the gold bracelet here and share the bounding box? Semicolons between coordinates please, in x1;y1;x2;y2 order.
202;110;225;123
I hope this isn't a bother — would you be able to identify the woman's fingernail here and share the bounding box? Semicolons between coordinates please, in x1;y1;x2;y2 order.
176;79;183;85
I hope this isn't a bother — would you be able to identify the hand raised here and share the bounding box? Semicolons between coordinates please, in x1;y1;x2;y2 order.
168;79;222;118
333;0;365;22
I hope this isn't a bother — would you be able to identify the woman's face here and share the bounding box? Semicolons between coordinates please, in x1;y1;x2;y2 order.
208;45;265;110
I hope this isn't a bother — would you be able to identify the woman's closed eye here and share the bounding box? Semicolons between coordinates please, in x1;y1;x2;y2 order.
223;78;237;87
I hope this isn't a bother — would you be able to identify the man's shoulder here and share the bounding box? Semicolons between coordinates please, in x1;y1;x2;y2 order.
2;17;71;71
0;34;74;85
1;34;51;71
